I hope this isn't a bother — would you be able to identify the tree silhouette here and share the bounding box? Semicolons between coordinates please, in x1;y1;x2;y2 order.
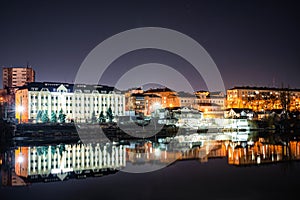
50;111;57;123
41;110;49;123
98;111;106;123
91;110;97;123
51;146;56;155
58;108;66;123
36;146;48;156
106;107;114;122
36;110;43;122
58;144;66;156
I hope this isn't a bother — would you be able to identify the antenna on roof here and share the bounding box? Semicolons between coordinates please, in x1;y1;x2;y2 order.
26;61;30;68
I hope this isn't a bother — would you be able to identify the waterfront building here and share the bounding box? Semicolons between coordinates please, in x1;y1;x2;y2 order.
125;87;179;117
195;91;226;108
144;87;180;109
194;91;226;118
125;88;226;119
127;93;145;116
144;94;162;116
227;86;300;112
125;88;162;116
178;91;198;108
224;108;256;120
124;87;143;111
15;82;125;123
172;107;203;129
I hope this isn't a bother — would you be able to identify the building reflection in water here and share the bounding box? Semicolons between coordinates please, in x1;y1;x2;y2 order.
227;138;300;165
1;143;126;186
1;131;300;187
125;132;300;167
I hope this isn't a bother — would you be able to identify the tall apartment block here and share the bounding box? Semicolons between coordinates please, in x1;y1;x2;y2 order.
2;66;35;88
1;66;35;120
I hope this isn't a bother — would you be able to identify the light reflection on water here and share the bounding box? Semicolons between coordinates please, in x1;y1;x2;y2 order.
1;130;300;187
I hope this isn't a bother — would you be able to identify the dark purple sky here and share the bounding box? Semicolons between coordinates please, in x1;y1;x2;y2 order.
0;0;299;90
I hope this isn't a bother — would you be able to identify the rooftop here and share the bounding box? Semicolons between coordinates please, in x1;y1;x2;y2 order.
16;82;120;94
229;86;300;92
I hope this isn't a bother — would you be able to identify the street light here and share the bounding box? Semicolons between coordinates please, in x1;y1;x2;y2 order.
17;105;24;123
17;153;24;163
17;152;24;175
153;102;161;110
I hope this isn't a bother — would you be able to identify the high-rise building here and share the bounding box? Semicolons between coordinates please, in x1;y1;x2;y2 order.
2;66;35;89
1;66;35;120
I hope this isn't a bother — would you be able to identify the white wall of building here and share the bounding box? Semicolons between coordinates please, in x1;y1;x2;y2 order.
26;84;125;123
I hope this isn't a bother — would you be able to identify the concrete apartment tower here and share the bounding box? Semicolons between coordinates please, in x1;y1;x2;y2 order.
2;65;35;89
1;64;35;120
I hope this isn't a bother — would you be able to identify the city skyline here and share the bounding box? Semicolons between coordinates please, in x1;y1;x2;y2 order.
2;1;300;199
1;1;299;90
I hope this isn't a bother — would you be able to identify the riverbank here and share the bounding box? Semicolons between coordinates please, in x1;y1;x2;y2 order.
3;118;300;144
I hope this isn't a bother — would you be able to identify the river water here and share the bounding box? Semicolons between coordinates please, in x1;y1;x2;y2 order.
1;130;300;200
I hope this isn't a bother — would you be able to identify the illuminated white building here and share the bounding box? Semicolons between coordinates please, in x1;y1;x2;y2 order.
173;107;203;129
15;82;125;123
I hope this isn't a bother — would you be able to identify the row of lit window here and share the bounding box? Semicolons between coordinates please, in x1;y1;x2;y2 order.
30;95;123;101
30;157;114;162
12;73;27;76
30;110;124;114
194;100;224;104
30;161;117;171
30;148;122;155
30;102;123;107
29;156;122;164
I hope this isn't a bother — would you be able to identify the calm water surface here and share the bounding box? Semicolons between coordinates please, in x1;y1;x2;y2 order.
1;131;300;200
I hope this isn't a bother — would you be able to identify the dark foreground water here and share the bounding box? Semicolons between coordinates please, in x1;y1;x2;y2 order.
2;158;300;200
1;131;300;200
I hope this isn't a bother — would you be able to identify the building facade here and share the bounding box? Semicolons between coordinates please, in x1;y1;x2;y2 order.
194;91;226;118
227;86;300;112
2;66;35;88
145;87;180;109
125;87;179;117
124;88;226;118
178;91;198;108
15;82;125;123
1;66;35;120
0;88;16;120
173;107;203;129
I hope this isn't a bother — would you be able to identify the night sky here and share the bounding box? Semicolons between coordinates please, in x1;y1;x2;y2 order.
0;0;300;91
